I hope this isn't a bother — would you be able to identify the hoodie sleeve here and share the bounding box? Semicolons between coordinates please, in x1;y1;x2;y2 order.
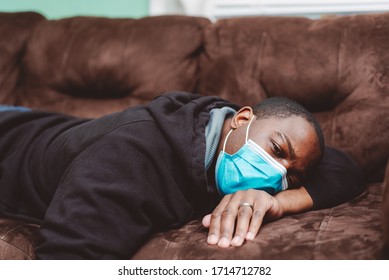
303;147;366;210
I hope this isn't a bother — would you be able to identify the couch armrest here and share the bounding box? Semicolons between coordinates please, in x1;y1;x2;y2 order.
383;159;389;254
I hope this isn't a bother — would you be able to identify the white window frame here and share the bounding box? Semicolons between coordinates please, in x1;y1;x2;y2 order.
213;0;389;19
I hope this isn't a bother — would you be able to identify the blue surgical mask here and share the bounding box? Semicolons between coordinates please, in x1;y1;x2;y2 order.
215;116;288;195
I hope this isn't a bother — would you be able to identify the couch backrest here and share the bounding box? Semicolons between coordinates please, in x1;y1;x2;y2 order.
0;12;387;181
0;12;45;104
15;15;209;117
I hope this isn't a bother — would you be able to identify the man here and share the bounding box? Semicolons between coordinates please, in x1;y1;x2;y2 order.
202;97;323;248
0;92;364;259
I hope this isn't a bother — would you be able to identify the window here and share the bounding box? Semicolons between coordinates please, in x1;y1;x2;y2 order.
214;0;389;19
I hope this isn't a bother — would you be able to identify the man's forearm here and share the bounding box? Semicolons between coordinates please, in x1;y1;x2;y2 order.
274;186;314;217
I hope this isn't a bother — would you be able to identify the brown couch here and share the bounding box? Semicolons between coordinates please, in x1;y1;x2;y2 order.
0;11;388;260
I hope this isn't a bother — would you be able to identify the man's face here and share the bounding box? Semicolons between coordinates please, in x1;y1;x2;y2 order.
221;112;320;188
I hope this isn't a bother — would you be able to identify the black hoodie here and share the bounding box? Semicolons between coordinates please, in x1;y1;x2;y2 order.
0;92;236;259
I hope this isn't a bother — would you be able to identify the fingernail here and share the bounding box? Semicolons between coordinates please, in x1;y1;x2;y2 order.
207;234;218;245
246;232;255;240
218;237;230;248
231;236;242;246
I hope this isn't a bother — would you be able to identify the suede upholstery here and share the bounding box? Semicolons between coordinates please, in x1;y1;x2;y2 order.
0;11;388;259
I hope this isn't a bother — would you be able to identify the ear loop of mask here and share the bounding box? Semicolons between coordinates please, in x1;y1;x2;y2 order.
245;116;256;143
222;115;256;153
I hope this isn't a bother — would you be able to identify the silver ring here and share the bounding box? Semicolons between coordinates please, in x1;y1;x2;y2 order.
239;202;254;210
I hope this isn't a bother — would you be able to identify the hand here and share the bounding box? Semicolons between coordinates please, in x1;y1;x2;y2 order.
202;189;284;248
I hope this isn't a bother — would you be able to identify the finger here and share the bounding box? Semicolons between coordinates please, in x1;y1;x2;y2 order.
231;203;253;246
245;203;265;241
206;195;232;245
217;193;243;248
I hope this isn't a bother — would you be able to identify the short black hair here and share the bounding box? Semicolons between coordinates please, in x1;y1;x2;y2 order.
252;96;325;161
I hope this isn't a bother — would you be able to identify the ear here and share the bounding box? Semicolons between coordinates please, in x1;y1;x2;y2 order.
230;106;254;129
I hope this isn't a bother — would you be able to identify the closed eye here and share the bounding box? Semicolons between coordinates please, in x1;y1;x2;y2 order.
271;140;285;158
